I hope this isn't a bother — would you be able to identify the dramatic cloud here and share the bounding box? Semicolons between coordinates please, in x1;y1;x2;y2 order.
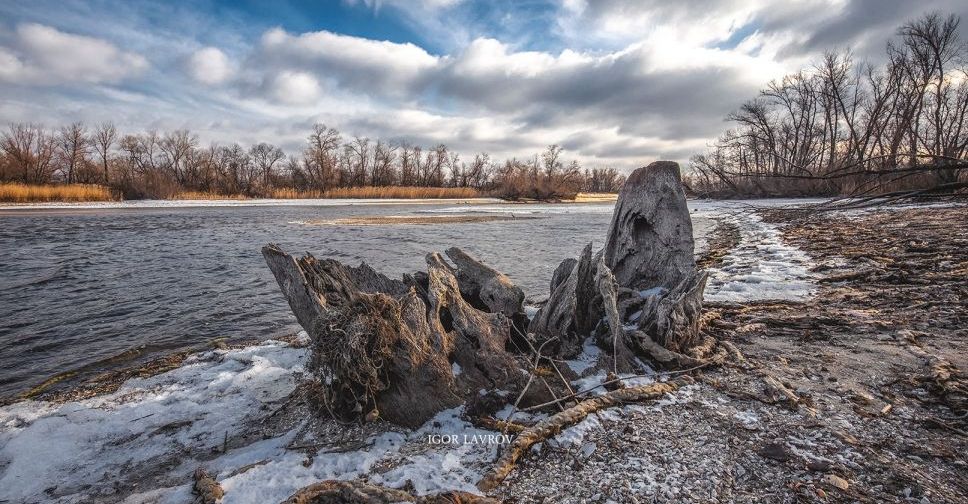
1;1;966;170
0;23;147;85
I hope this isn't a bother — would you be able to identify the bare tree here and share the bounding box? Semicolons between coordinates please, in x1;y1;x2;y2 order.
93;122;117;184
371;140;397;186
346;136;370;186
1;124;57;184
690;12;968;198
159;130;198;185
250;142;285;191
304;123;341;190
57;122;89;184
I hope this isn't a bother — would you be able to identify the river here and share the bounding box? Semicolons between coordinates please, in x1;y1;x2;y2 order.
0;198;726;400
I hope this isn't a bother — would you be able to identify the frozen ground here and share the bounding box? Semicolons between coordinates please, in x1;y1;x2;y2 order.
0;201;823;503
0;336;506;503
702;210;817;302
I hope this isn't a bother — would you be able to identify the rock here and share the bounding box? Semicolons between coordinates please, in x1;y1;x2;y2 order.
758;442;793;462
822;474;850;491
807;460;832;472
192;467;224;504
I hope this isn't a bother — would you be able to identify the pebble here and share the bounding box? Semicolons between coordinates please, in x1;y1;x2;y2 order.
822;474;850;490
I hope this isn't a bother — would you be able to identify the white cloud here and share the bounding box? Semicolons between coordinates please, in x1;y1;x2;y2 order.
187;47;233;85
271;71;321;105
256;28;439;97
0;23;148;85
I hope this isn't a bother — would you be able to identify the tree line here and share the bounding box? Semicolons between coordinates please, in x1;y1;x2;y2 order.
690;12;968;199
0;121;625;200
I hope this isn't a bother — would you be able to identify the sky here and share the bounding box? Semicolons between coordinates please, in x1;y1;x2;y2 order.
1;0;966;171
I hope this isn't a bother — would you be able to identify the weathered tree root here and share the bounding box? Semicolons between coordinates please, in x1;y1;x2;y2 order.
476;376;693;492
281;480;500;504
467;415;528;434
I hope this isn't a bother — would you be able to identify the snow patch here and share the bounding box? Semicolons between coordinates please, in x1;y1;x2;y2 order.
0;341;509;503
703;212;816;302
0;340;306;503
563;338;601;375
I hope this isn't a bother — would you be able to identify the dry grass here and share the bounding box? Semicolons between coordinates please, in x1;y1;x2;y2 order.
271;186;483;199
574;192;619;202
0;183;117;203
169;191;247;200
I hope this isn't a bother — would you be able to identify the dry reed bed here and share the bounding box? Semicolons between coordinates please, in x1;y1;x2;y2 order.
0;183;117;203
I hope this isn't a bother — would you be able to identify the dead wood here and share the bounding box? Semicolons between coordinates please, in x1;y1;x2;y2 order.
280;479;500;503
603;161;697;292
476;376;691;492
527;243;599;357
594;256;643;372
262;245;525;428
444;247;525;318
192;467;224;504
601;162;711;357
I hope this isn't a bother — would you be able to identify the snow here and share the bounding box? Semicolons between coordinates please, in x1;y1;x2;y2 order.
0;338;306;503
701;210;817;302
0;338;509;503
563;338;601;375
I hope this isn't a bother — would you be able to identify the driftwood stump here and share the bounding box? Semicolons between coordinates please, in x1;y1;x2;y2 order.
604;160;697;292
606;162;708;355
263;160;716;429
263;246;526;428
526;161;711;365
527;243;599;357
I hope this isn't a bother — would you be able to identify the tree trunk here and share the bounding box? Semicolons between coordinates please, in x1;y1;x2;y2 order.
603;161;697;292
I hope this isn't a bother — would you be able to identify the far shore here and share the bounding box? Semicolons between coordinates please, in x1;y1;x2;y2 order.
0;182;618;207
0;193;619;213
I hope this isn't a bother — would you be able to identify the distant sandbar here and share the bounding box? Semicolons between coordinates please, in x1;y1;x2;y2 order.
298;214;542;225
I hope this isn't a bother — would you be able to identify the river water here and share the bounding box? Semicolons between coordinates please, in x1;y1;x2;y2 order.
0;199;723;400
